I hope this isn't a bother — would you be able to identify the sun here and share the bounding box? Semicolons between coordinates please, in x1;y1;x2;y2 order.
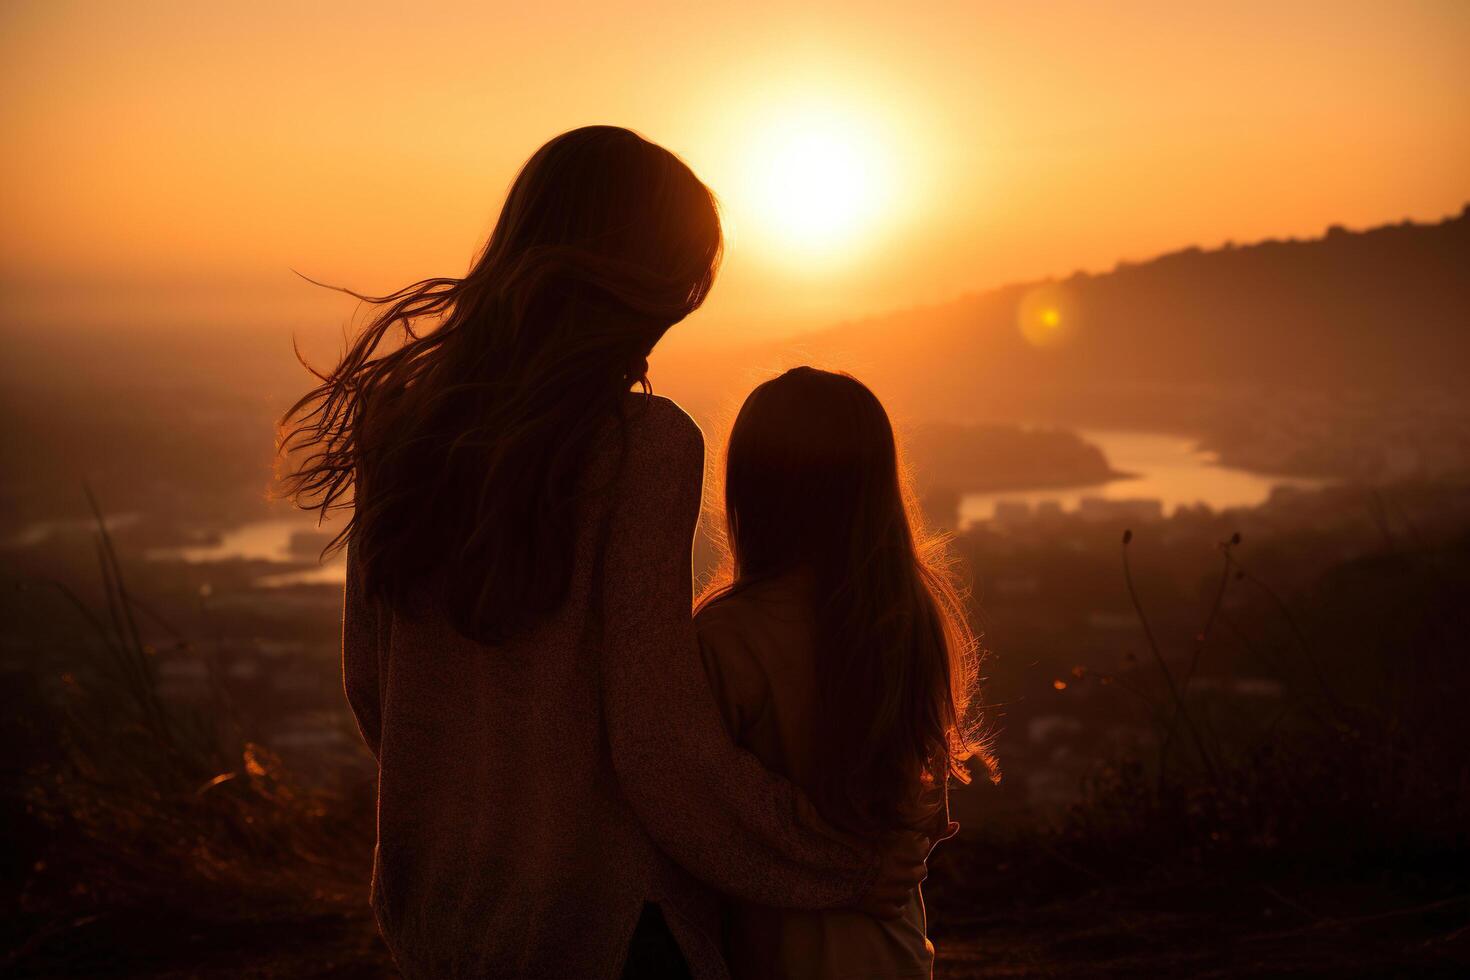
739;106;895;259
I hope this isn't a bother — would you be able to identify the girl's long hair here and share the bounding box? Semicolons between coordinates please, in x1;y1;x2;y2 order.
699;368;998;833
279;126;722;643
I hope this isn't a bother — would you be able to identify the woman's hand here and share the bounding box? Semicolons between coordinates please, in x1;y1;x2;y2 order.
856;831;931;920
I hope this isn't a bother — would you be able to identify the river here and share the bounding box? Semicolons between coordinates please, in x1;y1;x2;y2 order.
958;430;1325;527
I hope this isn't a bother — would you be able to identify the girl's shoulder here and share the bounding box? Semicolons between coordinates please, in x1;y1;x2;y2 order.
693;584;781;630
695;584;816;679
695;595;775;738
695;592;787;675
693;593;758;651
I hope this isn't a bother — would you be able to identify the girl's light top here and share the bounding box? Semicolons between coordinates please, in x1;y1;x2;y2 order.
698;581;948;980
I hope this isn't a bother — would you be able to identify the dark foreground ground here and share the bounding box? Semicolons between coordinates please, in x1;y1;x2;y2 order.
9;851;1468;979
933;878;1470;979
10;893;1468;979
6;486;1468;977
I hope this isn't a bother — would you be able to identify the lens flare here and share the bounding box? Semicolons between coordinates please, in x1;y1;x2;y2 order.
1018;286;1079;348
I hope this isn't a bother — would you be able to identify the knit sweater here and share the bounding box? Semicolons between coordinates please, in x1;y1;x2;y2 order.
342;394;879;979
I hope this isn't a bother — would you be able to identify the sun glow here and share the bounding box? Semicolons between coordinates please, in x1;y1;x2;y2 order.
736;105;897;260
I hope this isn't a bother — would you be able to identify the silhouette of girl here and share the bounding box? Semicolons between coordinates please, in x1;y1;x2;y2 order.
696;367;996;980
279;127;927;980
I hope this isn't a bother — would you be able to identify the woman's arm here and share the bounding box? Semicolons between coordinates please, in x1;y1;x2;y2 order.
342;543;383;759
598;402;879;910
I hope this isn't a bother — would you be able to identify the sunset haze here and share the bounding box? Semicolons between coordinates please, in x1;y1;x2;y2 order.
2;0;1466;340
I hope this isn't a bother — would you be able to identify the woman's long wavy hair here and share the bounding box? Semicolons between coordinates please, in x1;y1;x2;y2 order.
279;126;722;643
698;368;998;834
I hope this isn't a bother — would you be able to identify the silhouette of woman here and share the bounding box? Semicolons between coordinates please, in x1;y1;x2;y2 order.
280;127;926;979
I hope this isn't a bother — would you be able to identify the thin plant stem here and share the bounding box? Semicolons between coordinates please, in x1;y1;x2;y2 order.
1121;529;1219;786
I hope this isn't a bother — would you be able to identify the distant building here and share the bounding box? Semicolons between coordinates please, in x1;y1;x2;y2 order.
1035;500;1066;521
992;500;1032;524
1077;497;1164;524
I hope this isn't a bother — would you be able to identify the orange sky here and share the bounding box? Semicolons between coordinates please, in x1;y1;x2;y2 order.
2;1;1467;342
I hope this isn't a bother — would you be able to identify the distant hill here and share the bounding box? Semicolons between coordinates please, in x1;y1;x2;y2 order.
906;422;1121;493
660;206;1470;431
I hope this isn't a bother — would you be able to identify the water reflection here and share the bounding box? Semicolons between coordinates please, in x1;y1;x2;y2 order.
147;516;346;587
146;518;326;564
960;430;1325;528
